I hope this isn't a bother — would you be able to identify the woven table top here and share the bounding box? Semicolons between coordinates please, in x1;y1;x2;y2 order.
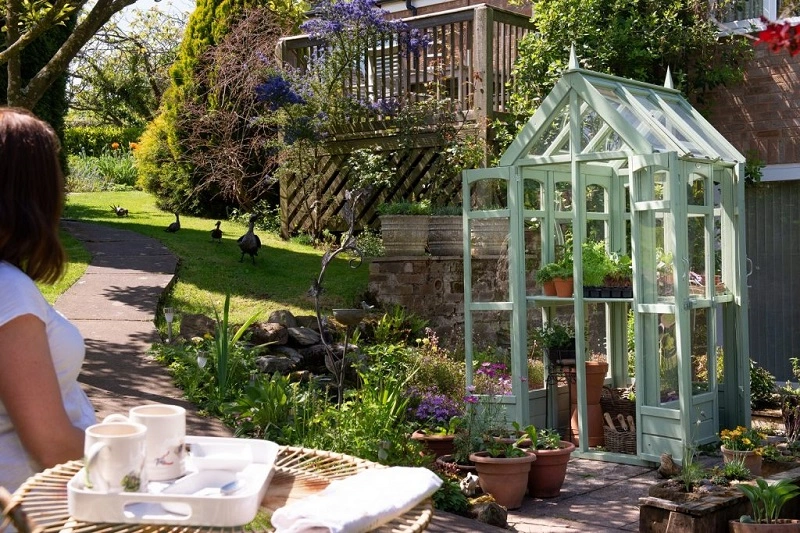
4;445;433;533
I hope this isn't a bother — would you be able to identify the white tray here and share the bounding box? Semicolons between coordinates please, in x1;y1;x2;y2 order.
67;436;278;527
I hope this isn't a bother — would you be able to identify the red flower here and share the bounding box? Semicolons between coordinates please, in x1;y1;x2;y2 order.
755;17;800;56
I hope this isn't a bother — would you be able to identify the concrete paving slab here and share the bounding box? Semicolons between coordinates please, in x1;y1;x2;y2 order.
55;274;173;320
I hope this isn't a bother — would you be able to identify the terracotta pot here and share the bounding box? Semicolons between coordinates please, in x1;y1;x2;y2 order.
570;361;608;447
435;454;477;475
729;519;800;532
380;214;429;256
721;446;763;477
428;215;463;256
411;431;455;458
542;280;557;296
527;441;576;498
469;451;537;510
553;277;574;297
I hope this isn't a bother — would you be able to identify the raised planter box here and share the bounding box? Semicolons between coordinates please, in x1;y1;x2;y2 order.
639;466;800;533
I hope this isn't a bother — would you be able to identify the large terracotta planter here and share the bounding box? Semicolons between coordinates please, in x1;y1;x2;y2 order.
570;361;608;447
729;519;800;532
721;446;763;477
380;214;429;256
469;450;536;509
471;218;508;257
527;441;576;498
411;430;455;458
428;215;463;256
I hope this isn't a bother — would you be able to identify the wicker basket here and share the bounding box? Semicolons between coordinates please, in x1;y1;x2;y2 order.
600;386;636;420
603;424;636;455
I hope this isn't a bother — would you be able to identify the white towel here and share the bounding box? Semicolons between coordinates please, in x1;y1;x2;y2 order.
271;466;442;533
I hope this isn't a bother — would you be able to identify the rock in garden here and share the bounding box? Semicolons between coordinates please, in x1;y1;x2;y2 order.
270;345;303;363
248;322;289;346
294;315;320;330
287;327;321;346
469;501;507;528
255;355;297;374
179;314;216;339
268;310;298;328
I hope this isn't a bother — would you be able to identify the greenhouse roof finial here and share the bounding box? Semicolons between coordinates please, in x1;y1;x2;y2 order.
569;44;579;70
664;66;674;89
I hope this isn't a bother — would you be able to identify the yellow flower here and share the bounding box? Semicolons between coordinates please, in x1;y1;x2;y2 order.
111;142;120;149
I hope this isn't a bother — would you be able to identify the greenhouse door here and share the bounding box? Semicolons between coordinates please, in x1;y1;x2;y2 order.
630;155;720;463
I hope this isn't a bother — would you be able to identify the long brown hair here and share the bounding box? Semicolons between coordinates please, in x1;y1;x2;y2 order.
0;107;66;283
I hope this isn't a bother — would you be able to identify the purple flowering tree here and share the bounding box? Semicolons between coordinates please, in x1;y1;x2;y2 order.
254;0;431;240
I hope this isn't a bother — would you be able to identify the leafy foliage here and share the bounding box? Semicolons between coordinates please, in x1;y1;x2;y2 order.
64;125;144;155
508;0;752;121
136;0;303;215
738;478;800;524
67;8;186;127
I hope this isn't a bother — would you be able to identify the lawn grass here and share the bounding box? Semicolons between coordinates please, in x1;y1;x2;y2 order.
62;191;370;324
37;230;92;304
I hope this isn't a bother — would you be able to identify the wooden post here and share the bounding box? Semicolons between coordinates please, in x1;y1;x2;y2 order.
472;5;493;149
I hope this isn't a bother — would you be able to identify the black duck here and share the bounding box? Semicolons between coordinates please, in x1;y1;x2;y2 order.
165;213;181;233
237;214;261;264
211;220;223;243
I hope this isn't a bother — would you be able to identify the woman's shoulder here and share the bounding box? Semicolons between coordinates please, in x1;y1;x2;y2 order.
0;262;48;323
0;261;37;289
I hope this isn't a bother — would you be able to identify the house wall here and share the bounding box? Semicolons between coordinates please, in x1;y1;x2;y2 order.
707;45;800;172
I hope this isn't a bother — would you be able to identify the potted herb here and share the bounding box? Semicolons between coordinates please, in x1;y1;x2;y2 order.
514;423;575;498
530;319;576;365
552;256;574;297
605;251;633;297
536;262;561;296
582;241;611;294
731;478;800;531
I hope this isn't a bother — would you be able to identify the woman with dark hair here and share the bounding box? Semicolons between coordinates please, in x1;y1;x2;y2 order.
0;108;96;492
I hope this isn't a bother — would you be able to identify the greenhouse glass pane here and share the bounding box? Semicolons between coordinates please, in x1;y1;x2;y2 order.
661;98;736;159
691;308;711;395
523;178;542;210
631;93;704;155
594;87;669;152
659;312;679;404
528;106;570;156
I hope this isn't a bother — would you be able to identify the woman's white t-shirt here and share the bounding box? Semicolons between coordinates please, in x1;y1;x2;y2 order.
0;261;96;492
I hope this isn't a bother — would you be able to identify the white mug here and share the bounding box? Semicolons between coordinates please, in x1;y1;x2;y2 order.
84;421;147;493
118;404;187;481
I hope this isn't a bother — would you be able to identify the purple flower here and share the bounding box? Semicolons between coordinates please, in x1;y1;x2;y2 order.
256;75;305;111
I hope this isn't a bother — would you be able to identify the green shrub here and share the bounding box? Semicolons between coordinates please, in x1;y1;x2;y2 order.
431;475;469;514
750;360;776;408
64;125;144;156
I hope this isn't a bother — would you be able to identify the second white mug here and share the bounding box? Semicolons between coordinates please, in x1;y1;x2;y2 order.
107;403;187;481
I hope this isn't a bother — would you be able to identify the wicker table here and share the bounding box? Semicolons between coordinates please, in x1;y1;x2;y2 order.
3;446;433;533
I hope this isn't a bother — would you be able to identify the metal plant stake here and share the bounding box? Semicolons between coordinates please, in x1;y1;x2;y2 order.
310;188;368;405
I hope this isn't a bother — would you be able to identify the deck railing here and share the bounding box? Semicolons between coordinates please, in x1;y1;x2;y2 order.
278;5;533;127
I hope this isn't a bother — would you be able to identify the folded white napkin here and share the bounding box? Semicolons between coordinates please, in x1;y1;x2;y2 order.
271;466;442;533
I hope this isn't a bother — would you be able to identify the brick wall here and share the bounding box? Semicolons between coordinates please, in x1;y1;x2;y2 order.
707;46;800;166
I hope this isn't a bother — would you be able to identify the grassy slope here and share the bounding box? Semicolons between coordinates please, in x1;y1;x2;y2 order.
63;191;370;324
